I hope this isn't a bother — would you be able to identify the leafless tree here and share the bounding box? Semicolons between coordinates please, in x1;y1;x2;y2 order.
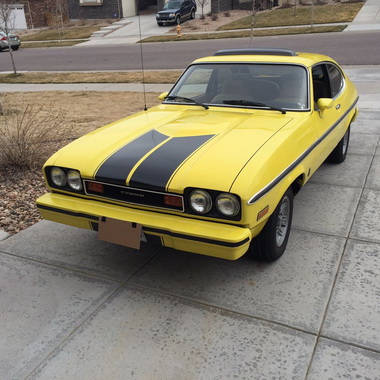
0;1;17;74
197;0;209;19
250;0;266;47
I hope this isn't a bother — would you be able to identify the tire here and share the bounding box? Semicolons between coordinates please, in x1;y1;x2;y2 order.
11;46;19;51
157;22;163;26
190;9;196;19
327;126;350;163
175;15;181;24
0;46;2;52
250;187;293;262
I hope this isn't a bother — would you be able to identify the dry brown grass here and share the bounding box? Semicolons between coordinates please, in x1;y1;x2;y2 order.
0;91;161;168
0;71;182;84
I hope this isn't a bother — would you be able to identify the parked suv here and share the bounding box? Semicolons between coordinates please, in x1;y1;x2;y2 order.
156;0;197;26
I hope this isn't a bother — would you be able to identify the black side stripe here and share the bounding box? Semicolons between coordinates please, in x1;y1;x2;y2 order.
37;205;249;248
248;97;359;204
129;134;215;192
95;130;168;186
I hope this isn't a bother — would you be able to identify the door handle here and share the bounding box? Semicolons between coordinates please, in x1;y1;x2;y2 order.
335;104;341;110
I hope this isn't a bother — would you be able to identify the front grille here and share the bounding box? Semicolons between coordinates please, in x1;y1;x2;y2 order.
84;180;184;212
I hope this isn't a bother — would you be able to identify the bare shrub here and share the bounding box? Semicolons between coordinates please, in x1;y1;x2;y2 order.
211;13;219;21
224;11;231;17
0;102;68;169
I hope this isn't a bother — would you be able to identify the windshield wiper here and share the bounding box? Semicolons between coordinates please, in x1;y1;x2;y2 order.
165;95;209;110
222;100;286;114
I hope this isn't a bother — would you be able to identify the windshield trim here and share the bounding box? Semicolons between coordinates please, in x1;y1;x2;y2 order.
164;62;311;113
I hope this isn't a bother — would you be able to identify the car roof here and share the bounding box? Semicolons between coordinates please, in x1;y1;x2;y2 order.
193;49;337;68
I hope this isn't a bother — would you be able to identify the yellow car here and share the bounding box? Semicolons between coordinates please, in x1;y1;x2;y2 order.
36;48;358;261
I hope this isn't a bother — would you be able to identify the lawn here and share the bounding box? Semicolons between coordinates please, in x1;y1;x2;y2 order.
218;2;365;30
0;71;183;84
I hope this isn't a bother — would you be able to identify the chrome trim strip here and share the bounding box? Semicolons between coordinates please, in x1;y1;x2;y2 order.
247;96;359;205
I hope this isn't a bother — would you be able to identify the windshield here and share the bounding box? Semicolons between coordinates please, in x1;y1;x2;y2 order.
165;63;309;111
163;1;181;9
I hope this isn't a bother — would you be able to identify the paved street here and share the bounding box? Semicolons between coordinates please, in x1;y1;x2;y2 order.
0;65;379;379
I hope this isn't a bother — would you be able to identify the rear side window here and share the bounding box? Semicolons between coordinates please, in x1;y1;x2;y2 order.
327;64;344;98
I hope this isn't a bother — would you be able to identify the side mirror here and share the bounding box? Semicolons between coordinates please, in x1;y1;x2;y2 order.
317;98;333;117
159;92;169;101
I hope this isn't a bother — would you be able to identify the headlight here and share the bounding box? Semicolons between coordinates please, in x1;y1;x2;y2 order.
50;167;66;187
169;13;175;17
216;193;240;216
67;170;83;191
190;189;212;214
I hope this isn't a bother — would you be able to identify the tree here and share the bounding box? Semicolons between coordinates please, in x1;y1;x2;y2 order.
197;0;209;20
0;1;18;74
250;0;266;47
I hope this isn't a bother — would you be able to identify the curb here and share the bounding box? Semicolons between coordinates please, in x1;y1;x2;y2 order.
0;229;10;241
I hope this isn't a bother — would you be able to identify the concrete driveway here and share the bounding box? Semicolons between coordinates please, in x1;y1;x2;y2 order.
78;13;171;46
1;66;380;379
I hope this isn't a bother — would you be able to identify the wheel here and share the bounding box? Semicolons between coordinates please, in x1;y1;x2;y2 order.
190;9;196;19
327;126;350;163
11;46;19;51
250;187;293;262
0;46;2;52
175;15;181;24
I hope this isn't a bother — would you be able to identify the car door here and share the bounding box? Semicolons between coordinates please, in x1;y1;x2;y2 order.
181;0;191;19
311;62;346;166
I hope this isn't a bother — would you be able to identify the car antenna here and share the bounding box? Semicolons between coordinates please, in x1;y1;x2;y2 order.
138;12;147;111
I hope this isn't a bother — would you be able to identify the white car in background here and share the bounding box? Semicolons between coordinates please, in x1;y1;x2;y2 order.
0;31;21;52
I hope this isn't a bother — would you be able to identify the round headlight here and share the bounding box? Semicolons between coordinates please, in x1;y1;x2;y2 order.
50;167;66;187
189;189;212;214
67;170;83;191
216;193;240;216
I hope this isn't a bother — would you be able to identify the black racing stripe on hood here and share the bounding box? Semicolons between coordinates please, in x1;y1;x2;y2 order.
129;134;214;192
95;130;168;186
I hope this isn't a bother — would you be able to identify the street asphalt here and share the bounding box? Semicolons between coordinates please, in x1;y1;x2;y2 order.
1;1;380;379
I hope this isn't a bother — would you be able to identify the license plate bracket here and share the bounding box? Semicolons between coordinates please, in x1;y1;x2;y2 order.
98;217;144;249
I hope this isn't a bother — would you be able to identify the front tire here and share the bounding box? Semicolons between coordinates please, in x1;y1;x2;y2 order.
175;15;181;24
11;46;19;51
250;187;293;262
327;126;350;163
190;9;196;19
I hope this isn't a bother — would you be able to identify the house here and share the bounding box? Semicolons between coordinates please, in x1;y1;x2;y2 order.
11;0;333;30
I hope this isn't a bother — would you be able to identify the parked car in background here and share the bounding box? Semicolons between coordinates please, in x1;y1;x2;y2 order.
0;31;21;52
156;0;197;26
36;48;358;262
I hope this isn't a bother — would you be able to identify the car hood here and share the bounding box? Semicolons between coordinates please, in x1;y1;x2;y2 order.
47;106;294;193
157;9;180;14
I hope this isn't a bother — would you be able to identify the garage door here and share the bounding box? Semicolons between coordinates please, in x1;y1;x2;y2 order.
10;5;27;30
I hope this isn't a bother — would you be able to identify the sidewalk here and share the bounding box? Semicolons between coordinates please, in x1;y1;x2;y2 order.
0;65;379;379
345;0;380;32
0;82;172;93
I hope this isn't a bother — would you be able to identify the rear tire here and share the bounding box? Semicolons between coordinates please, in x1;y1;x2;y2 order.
327;126;350;163
11;46;19;51
250;187;293;262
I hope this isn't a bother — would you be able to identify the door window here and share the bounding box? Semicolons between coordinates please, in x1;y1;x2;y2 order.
327;64;344;98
